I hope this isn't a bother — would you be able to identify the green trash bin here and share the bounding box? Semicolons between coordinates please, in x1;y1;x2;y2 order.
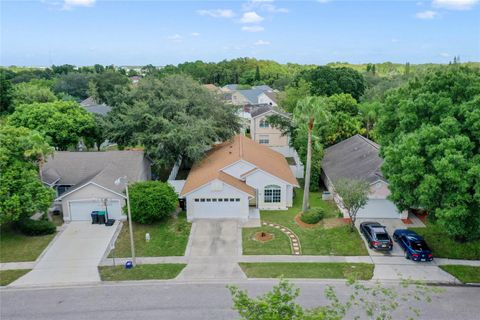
97;211;106;224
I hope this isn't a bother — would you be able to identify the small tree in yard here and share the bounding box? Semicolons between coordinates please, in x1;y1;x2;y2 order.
334;178;370;231
127;181;178;224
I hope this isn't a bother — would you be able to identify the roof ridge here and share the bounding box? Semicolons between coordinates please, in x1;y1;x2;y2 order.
355;134;380;150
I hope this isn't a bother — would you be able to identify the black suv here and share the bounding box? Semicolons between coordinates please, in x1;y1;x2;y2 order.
360;222;393;251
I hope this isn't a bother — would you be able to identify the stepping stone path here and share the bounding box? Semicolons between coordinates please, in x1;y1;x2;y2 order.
262;221;302;255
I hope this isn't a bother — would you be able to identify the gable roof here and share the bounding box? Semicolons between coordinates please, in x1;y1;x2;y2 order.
236;88;265;104
180;135;298;196
41;151;150;199
251;105;290;119
261;91;278;104
80;97;112;116
322;134;386;185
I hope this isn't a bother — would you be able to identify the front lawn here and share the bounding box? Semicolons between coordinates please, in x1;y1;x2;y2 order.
0;269;31;286
243;188;368;256
239;262;373;280
439;265;480;284
0;225;55;263
242;226;291;255
410;224;480;260
98;264;186;281
110;212;191;258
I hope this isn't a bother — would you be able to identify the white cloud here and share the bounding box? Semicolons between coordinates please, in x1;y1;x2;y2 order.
432;0;479;10
240;11;264;23
61;0;95;10
197;9;235;18
243;0;289;13
391;38;400;43
440;52;451;57
415;10;438;19
167;34;183;42
254;40;271;46
317;0;331;3
242;25;265;32
191;32;201;37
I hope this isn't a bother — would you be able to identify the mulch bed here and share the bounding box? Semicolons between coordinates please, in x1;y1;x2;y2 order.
254;231;274;242
322;218;349;229
401;218;413;224
294;213;321;229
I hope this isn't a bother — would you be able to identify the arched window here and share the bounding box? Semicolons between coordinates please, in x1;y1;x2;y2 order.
259;119;269;128
264;185;281;203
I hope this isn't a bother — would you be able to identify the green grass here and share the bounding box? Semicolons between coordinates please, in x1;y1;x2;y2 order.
109;212;191;258
239;262;374;280
439;265;480;284
242;226;291;255
98;264;186;281
410;224;480;260
0;269;31;286
0;225;55;262
243;188;368;256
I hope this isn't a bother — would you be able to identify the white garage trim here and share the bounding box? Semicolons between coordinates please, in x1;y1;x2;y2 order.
55;182;126;201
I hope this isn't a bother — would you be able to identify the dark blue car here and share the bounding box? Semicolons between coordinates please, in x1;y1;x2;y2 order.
393;229;433;262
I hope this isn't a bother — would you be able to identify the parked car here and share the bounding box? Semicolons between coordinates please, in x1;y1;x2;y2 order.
393;229;433;262
359;221;393;251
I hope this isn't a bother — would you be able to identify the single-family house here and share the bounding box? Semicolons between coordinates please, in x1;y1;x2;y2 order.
250;105;290;148
41;151;152;222
80;97;112;116
321;134;408;219
180;135;299;222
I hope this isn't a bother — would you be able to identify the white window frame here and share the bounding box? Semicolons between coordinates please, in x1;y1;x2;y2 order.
259;135;269;144
264;185;281;203
259;119;269;128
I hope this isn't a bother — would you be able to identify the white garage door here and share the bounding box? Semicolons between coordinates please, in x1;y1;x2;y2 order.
357;199;401;219
192;197;243;219
69;199;123;221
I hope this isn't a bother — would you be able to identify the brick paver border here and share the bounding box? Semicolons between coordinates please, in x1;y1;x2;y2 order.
262;221;302;255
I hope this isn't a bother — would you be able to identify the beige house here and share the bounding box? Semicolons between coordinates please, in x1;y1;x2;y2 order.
250;106;290;148
180;135;299;222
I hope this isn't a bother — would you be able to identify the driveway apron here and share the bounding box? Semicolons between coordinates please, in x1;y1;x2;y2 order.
177;220;246;280
10;221;119;287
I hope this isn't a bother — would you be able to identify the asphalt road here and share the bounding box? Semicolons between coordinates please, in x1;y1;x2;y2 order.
1;280;480;320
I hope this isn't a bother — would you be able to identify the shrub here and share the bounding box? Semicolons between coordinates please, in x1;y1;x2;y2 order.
128;181;178;224
300;208;325;224
16;218;56;236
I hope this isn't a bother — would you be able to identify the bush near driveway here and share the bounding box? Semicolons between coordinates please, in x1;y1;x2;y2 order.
15;218;56;236
0;269;31;286
128;181;178;224
0;224;55;262
439;265;480;284
300;208;324;224
239;262;374;280
243;188;368;256
98;264;186;281
109;212;191;257
410;223;480;260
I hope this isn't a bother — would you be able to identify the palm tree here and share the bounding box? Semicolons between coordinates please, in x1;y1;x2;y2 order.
294;97;330;213
358;101;379;139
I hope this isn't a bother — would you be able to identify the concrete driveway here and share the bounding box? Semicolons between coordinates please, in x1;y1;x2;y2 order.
177;220;246;280
10;221;119;287
356;218;407;257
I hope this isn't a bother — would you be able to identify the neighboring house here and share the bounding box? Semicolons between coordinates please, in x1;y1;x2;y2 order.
250;105;290;148
80;97;112;116
180;135;299;222
321;134;408;219
224;84;274;106
41;151;152;222
258;91;278;106
130;76;142;85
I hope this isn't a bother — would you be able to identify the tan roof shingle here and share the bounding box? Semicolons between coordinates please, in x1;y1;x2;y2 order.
180;135;298;196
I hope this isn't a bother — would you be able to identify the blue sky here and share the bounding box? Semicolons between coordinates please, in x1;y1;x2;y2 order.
1;0;479;66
